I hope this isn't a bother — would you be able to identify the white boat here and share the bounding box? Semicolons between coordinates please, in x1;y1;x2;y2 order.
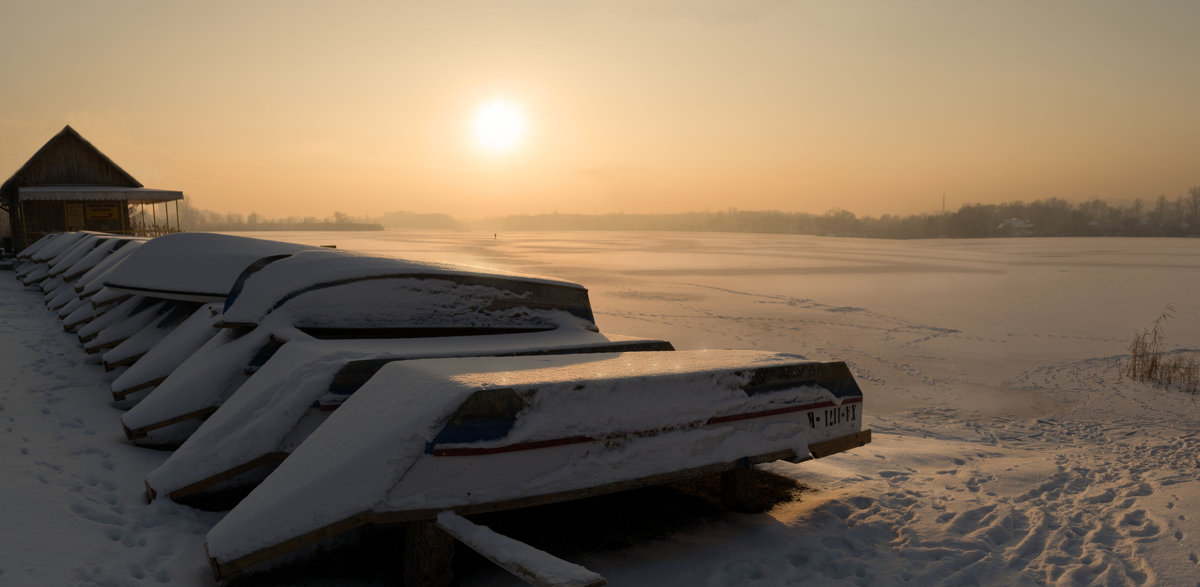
144;329;673;505
11;231;873;585
119;249;655;446
204;350;871;580
99;232;315;303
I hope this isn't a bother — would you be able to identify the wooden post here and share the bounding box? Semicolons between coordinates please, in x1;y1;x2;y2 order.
402;520;456;587
720;466;761;513
20;201;29;250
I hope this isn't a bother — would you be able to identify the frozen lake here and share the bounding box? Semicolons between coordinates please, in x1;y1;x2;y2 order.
4;230;1200;586
237;231;1200;417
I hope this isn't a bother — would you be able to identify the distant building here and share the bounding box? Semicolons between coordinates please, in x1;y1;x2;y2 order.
0;125;183;251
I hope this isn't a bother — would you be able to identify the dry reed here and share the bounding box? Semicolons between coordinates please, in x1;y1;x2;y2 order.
1125;305;1200;393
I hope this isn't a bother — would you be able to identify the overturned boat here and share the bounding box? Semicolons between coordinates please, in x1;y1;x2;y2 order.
144;329;674;505
204;350;870;580
120;247;668;446
11;231;872;585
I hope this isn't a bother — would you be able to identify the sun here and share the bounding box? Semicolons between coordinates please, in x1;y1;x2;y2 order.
472;99;527;153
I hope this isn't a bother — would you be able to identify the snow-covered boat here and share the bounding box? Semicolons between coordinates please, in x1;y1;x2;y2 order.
144;330;673;505
61;239;147;331
203;350;871;580
119;248;663;446
11;231;873;585
84;233;315;373
99;232;315;303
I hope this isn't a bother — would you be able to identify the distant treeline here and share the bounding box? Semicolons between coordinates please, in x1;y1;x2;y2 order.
178;205;470;232
198;222;385;232
481;189;1200;238
177;206;387;232
178;187;1200;238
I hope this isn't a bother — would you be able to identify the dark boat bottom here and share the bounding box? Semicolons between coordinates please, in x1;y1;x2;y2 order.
224;469;807;586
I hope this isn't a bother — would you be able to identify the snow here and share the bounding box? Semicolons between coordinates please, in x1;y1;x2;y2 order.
101;303;200;370
118;325;280;445
99;232;314;300
218;247;592;328
204;350;847;564
83;300;170;353
436;511;606;587
60;237;138;282
109;303;223;400
23;231;94;264
46;234;107;277
14;232;57;259
4;231;1200;586
257;278;588;331
146;328;668;501
202;360;475;561
221;248;584;316
76;239;146;298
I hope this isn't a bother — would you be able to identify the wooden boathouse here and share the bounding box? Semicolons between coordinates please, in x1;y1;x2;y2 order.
0;125;183;252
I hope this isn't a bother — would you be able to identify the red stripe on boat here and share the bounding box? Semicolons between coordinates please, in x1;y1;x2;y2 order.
431;397;863;457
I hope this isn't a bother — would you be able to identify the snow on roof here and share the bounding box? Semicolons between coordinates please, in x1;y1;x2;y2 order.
205;350;836;562
218;248;591;327
101;233;316;301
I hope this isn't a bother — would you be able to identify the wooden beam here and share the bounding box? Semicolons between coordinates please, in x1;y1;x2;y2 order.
404;519;456;587
111;376;167;401
164;452;288;502
123;406;217;440
436;511;605;587
809;429;872;458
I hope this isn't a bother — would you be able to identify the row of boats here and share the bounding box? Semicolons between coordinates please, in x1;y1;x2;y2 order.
12;230;870;585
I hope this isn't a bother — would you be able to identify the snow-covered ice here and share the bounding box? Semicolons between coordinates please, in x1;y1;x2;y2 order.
4;231;1200;585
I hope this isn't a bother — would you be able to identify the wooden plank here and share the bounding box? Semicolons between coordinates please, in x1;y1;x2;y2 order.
376;448;801;523
436;511;606;587
207;431;871;580
122;406;217;440
111;376;166;401
720;467;761;512
62;313;95;332
84;337;124;354
208;449;796;579
103;351;147;372
164;452;288;501
210;512;374;579
809;429;872;458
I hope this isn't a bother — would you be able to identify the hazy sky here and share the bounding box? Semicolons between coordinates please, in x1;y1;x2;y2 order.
2;1;1197;219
